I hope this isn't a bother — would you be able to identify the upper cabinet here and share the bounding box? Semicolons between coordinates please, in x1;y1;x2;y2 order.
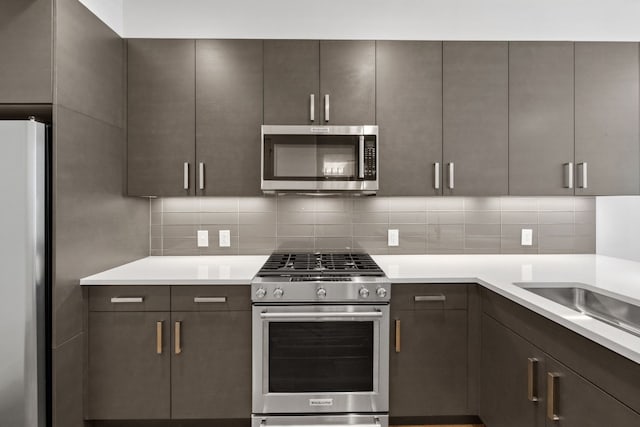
195;40;263;196
509;42;575;196
128;39;264;197
443;42;509;196
264;40;375;125
0;0;53;103
575;42;640;196
376;41;443;196
127;39;196;197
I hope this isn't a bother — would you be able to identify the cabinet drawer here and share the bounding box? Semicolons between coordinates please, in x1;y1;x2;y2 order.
89;286;170;312
391;284;468;310
171;286;251;311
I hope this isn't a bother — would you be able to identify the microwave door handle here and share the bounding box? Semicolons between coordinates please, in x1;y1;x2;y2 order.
358;135;365;179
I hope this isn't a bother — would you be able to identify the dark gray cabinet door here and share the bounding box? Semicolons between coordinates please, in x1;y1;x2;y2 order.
443;42;509;196
127;39;196;196
0;0;52;103
376;41;443;196
196;40;263;196
263;40;320;125
575;42;640;196
171;310;252;419
320;40;376;125
545;357;640;427
480;314;546;427
88;312;170;419
389;309;468;416
509;42;575;196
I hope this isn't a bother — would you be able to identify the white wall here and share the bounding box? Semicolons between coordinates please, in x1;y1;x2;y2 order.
79;0;124;36
597;197;640;262
120;0;640;40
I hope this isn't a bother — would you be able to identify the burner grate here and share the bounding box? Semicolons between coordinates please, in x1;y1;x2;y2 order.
258;252;384;277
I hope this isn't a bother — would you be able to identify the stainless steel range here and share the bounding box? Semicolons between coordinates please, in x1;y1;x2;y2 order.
251;253;390;427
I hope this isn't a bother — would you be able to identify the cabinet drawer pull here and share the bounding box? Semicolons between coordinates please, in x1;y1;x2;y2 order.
563;162;573;189
577;162;588;189
547;372;560;421
414;294;446;302
175;321;182;355
193;297;227;303
527;358;539;402
310;94;315;122
448;162;454;189
110;297;144;304
394;319;401;353
434;162;440;190
156;321;163;355
183;162;190;190
324;94;330;122
198;162;205;190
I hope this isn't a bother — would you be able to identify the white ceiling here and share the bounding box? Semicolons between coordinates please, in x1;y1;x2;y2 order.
81;0;640;41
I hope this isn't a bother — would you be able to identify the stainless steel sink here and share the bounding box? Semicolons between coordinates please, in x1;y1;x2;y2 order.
516;284;640;337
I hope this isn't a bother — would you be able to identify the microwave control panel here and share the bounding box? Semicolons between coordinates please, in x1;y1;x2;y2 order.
363;139;377;180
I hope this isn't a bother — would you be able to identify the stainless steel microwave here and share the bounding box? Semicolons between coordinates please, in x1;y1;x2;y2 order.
261;125;379;194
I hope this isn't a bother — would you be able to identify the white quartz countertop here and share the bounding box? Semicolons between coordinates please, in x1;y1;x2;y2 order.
79;255;268;285
80;253;640;363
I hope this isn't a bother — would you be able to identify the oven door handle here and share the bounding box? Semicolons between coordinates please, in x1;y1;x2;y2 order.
260;417;381;427
260;310;383;319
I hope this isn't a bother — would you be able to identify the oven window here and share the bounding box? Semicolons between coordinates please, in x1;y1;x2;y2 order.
268;321;374;393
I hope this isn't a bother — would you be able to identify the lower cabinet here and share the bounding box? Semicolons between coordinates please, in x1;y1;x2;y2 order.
389;284;471;417
171;311;251;418
481;310;640;427
88;311;171;419
87;285;251;421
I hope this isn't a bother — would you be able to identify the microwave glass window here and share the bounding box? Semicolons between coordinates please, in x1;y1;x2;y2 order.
264;135;362;181
268;321;374;393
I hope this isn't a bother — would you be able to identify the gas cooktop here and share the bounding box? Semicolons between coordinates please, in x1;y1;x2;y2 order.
257;252;385;277
252;252;390;303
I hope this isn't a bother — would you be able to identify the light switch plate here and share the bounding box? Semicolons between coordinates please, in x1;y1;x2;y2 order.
197;230;209;247
219;230;231;247
388;229;399;247
521;228;533;246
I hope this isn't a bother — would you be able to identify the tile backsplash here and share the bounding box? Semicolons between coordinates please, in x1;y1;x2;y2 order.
150;196;595;256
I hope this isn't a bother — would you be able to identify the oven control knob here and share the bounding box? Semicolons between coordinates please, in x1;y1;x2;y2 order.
359;287;370;298
316;288;327;298
273;288;284;298
376;287;387;298
255;288;267;299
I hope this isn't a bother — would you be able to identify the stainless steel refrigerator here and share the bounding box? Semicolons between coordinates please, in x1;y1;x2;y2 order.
0;119;50;427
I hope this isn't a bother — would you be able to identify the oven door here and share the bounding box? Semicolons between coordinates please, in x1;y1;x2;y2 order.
252;304;389;414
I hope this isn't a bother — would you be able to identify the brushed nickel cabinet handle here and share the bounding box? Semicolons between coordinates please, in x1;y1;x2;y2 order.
324;94;330;122
198;162;205;190
577;162;588;189
310;94;315;122
110;297;144;304
448;162;454;189
183;162;189;190
395;319;401;353
547;372;560;421
193;297;227;303
434;162;440;190
563;162;573;189
156;321;163;355
527;358;539;402
414;294;446;302
175;321;182;355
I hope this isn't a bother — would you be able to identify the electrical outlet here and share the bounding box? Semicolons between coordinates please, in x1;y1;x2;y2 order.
388;229;399;247
219;230;231;247
521;228;533;246
197;230;209;247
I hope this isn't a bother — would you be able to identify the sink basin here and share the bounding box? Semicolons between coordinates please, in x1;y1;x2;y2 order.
516;284;640;337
